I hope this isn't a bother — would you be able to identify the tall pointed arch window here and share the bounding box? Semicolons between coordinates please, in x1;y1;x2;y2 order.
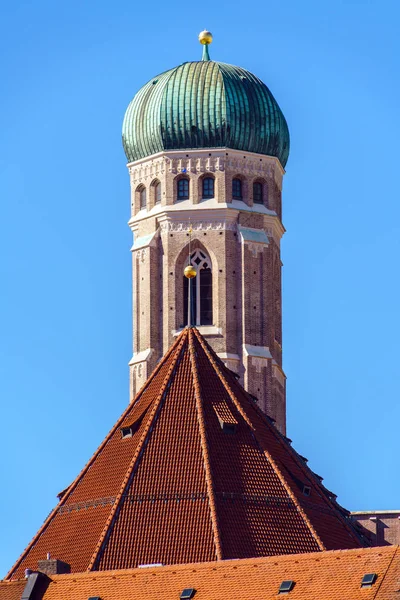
183;250;213;326
155;181;161;204
139;186;146;209
253;181;263;204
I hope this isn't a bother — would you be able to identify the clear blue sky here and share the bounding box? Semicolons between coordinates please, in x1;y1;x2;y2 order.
1;0;399;578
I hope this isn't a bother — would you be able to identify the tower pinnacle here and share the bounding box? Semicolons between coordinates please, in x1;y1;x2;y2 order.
199;29;212;61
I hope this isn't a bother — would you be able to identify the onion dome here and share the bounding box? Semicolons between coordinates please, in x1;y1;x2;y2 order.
122;33;290;167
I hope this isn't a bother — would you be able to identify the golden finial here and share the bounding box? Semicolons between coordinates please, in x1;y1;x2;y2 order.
184;264;197;279
198;30;213;45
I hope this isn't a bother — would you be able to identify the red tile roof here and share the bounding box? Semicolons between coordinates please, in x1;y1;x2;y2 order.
2;546;399;600
6;328;365;579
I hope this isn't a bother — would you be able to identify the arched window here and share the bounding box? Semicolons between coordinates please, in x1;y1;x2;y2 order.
155;181;161;204
177;177;189;200
183;250;213;326
253;181;263;204
202;177;214;199
232;178;242;200
139;186;146;209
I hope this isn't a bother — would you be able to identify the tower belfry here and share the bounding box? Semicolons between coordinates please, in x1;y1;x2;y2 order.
124;32;290;433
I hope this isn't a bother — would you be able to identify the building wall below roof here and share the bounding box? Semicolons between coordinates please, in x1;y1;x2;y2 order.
353;511;400;546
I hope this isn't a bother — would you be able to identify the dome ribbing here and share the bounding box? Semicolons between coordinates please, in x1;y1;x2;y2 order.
122;60;290;166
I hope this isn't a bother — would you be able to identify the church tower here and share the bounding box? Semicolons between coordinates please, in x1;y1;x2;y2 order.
123;32;290;433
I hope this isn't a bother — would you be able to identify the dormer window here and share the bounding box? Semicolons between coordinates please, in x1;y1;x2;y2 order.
177;177;189;200
232;178;242;200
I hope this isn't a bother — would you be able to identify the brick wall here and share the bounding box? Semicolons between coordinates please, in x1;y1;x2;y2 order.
353;512;400;545
127;148;287;433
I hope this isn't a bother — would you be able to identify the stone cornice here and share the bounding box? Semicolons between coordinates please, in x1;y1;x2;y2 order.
128;205;285;244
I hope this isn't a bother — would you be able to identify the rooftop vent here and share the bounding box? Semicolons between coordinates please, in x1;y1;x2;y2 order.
180;589;196;599
138;563;163;568
361;573;377;587
278;580;295;594
121;427;133;438
120;414;145;439
221;421;237;434
88;597;101;600
21;572;50;600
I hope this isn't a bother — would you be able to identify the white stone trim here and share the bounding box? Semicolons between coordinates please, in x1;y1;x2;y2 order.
131;231;159;251
243;344;272;374
127;147;285;180
128;204;284;245
172;326;222;337
129;348;153;365
238;226;269;256
243;344;272;359
272;361;286;387
217;352;240;374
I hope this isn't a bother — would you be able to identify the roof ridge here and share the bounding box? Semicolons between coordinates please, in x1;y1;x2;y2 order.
9;544;399;583
188;329;222;560
87;331;189;571
192;328;325;551
5;330;187;580
191;329;254;429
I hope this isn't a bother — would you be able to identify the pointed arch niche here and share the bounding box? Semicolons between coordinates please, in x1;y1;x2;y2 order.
175;241;218;330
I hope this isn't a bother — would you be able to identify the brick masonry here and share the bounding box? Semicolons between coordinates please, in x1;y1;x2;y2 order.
353;512;400;546
127;147;287;433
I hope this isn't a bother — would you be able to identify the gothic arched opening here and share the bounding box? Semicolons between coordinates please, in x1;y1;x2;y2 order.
183;249;213;326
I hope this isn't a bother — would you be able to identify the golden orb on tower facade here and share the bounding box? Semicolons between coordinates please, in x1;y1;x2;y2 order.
184;264;197;279
198;30;213;45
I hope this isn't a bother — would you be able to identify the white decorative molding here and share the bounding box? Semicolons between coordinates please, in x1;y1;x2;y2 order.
128;202;284;246
129;348;153;366
272;361;286;387
172;325;222;337
127;148;284;180
243;344;272;374
129;158;167;184
131;230;159;262
217;352;240;373
239;226;269;257
160;220;237;233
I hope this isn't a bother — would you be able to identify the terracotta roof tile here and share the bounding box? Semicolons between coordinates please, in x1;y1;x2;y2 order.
2;546;399;600
6;328;365;579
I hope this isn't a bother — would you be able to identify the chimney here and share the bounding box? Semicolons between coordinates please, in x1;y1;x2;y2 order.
37;556;71;576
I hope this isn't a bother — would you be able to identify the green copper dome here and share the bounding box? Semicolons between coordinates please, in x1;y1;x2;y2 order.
122;53;290;167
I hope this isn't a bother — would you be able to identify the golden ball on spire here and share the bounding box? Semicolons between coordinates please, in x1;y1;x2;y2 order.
184;264;197;279
199;30;213;45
